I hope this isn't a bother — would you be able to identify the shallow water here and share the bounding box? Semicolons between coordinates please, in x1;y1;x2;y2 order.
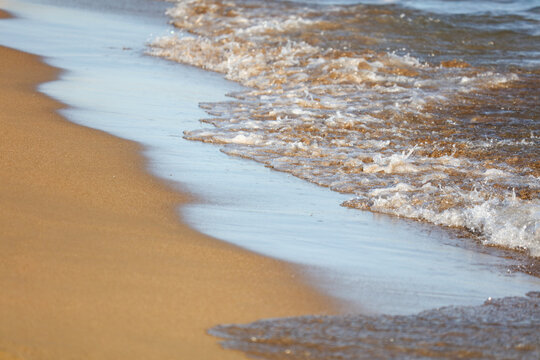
150;0;540;257
211;291;540;360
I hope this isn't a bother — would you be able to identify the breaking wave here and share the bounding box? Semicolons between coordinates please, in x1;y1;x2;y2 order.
149;0;540;256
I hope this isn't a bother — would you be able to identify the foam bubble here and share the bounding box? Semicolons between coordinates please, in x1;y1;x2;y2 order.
150;0;540;258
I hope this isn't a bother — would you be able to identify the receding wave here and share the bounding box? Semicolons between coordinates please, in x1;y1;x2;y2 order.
149;0;540;257
210;292;540;360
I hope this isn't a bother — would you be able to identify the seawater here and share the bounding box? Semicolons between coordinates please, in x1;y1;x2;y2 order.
150;0;540;257
211;292;540;359
147;0;540;357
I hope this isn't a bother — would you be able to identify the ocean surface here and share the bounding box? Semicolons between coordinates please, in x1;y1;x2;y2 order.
211;291;540;359
148;0;540;358
150;0;540;257
1;0;539;358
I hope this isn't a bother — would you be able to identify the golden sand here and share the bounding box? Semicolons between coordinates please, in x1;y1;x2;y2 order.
0;33;333;360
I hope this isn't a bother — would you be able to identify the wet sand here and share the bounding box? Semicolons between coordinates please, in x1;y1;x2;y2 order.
0;10;333;359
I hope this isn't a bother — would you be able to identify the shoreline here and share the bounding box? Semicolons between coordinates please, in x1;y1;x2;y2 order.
2;0;538;321
0;22;335;360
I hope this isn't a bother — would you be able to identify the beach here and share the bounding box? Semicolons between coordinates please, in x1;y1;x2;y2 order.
1;0;539;358
0;14;333;359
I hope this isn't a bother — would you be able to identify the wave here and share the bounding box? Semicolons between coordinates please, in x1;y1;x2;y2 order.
211;292;540;359
149;0;540;257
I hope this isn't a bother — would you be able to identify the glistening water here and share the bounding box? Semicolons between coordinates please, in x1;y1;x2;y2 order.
150;0;539;257
148;0;540;357
211;292;540;360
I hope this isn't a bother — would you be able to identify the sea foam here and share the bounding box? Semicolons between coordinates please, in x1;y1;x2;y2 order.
150;0;540;257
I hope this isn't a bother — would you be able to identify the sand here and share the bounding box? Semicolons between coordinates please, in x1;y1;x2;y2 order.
0;14;333;359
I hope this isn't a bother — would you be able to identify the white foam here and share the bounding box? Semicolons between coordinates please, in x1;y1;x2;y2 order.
150;0;539;258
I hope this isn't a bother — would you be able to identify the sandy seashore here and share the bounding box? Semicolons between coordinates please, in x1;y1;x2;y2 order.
0;10;333;359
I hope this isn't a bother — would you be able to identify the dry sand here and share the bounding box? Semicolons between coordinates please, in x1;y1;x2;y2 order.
0;12;333;359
